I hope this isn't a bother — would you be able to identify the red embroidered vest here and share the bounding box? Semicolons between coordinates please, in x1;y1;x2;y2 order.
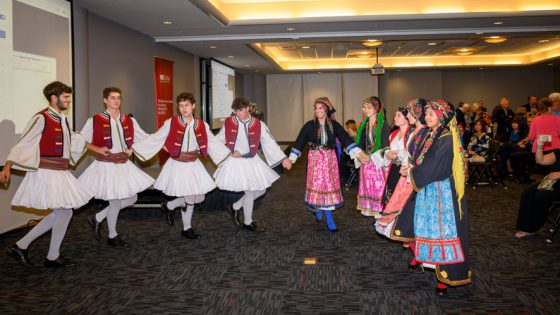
38;108;67;157
92;112;135;149
163;116;208;158
224;116;261;157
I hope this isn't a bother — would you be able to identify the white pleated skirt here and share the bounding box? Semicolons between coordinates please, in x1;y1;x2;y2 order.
12;169;93;210
213;155;279;192
154;158;216;197
78;160;154;200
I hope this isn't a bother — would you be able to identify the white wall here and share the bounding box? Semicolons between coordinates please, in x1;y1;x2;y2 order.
266;72;378;141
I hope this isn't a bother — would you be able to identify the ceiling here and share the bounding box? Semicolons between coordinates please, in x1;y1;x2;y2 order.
74;0;560;73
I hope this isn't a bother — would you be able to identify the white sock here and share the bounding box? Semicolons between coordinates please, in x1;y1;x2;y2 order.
242;189;266;225
46;208;73;260
95;206;108;223
16;212;56;249
181;205;194;230
232;195;244;211
106;200;121;239
167;197;186;210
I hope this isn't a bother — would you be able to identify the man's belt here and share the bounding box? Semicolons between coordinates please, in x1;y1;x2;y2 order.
95;152;130;164
172;151;199;162
38;157;70;170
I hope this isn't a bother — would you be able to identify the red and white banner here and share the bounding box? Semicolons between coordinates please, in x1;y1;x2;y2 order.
154;57;174;165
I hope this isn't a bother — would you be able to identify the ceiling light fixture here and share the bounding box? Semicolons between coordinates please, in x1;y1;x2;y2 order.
301;46;311;49
286;27;295;31
493;21;503;25
484;36;507;43
362;40;382;47
228;55;234;59
475;32;484;35
539;39;550;43
428;42;437;46
209;46;217;49
162;21;173;25
245;64;251;67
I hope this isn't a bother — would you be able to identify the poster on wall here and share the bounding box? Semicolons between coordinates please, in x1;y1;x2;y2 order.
154;57;174;165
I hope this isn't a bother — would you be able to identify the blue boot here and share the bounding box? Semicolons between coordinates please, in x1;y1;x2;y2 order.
315;210;323;222
324;210;337;232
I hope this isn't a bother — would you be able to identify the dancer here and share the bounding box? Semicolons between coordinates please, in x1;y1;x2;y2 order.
289;97;364;231
214;97;292;232
79;87;154;247
400;100;471;294
133;93;230;239
376;99;428;238
1;81;92;268
356;96;390;217
381;107;410;206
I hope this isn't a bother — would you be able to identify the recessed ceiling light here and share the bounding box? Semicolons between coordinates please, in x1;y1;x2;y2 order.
459;48;470;52
539;39;550;43
548;63;554;66
484;36;507;43
475;32;484;35
286;27;295;31
228;55;234;59
209;46;217;49
362;40;382;47
162;21;173;25
479;67;484;70
302;46;311;49
245;64;251;67
493;21;503;25
428;42;437;46
366;39;378;42
317;71;322;74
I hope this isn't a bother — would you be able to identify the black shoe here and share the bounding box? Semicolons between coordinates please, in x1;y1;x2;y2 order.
44;257;76;268
436;286;448;296
408;263;424;273
107;235;129;247
228;205;242;228
7;244;34;268
161;201;174;226
88;215;102;241
182;228;199;239
242;222;265;232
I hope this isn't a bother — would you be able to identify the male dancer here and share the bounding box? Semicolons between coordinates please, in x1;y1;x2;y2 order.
133;93;230;238
79;87;154;247
214;97;291;232
1;81;92;268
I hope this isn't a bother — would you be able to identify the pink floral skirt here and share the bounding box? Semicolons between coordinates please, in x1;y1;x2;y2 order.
375;176;413;236
357;161;387;216
305;149;343;210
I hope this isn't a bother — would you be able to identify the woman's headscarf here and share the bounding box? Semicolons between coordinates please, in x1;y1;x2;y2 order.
406;98;427;125
314;97;336;119
425;99;466;218
355;96;385;152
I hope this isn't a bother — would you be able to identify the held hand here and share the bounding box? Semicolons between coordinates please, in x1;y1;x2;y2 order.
125;148;133;156
358;153;370;164
399;165;411;177
97;146;110;156
0;168;11;185
549;171;560;180
233;150;241;158
385;150;397;161
282;158;292;170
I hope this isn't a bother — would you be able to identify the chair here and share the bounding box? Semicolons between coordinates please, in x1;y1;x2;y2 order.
546;201;560;243
468;140;507;189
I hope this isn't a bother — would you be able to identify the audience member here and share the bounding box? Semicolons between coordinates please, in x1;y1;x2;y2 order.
467;120;490;160
515;136;560;238
521;95;537;113
492;97;514;142
528;97;560;153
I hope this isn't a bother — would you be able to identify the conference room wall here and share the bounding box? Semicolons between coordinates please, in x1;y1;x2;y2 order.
379;68;555;118
72;6;198;134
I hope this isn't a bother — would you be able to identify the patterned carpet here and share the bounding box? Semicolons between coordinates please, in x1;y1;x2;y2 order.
1;158;559;314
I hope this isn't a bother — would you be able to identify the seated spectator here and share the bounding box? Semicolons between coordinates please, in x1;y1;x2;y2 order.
513;107;528;132
467;120;490;159
500;119;531;177
457;121;471;150
471;104;493;137
515;136;560;238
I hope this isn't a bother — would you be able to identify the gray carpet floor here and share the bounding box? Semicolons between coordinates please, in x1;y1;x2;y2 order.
1;160;559;314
